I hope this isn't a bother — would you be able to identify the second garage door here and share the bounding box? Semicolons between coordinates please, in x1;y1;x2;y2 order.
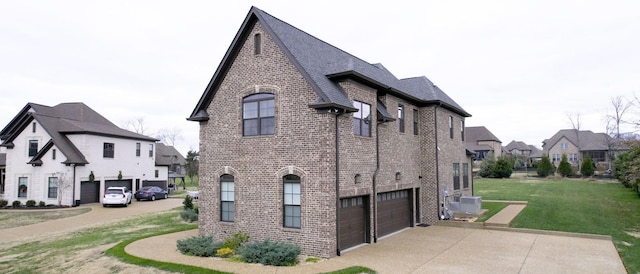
377;189;411;237
105;179;133;191
80;181;99;204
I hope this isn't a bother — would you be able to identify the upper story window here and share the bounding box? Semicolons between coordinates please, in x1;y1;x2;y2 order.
449;116;454;139
254;33;261;55
413;109;419;135
243;93;275;136
103;143;115;158
560;143;568;149
221;174;235;222
32;122;36;133
398;105;405;133
28;140;38;157
353;101;371;137
52;149;56;160
148;144;154;157
460;120;465;141
136;143;141;157
283;174;301;228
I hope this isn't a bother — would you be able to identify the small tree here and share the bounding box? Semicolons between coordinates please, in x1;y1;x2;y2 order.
537;156;554;177
557;154;573;177
56;172;73;206
478;152;496;178
581;155;595;177
492;156;514;178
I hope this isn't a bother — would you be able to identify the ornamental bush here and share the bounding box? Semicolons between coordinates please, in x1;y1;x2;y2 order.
491;156;513;178
581;155;595;177
537;156;554;177
26;200;37;207
238;239;301;266
12;200;21;208
176;236;222;257
0;199;8;207
183;195;194;210
557;154;573;177
223;231;250;250
180;208;198;223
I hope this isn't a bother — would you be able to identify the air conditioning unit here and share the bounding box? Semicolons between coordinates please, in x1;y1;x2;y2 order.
460;196;482;213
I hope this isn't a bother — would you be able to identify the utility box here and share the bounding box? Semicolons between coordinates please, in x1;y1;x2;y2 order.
460;196;482;213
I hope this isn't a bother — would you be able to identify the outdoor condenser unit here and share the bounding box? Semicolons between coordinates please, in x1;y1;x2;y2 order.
460;196;482;213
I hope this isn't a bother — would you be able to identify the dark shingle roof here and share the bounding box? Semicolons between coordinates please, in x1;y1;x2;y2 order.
155;143;186;166
189;6;470;121
1;102;158;165
465;126;501;143
505;140;531;152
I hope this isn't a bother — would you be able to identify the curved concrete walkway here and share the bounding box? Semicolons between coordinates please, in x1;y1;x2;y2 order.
126;225;626;274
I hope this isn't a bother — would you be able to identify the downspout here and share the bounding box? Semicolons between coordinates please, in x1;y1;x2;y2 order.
434;105;441;220
372;120;381;243
335;110;342;256
72;164;77;207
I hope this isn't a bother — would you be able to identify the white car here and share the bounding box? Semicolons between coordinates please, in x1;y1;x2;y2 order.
103;187;133;207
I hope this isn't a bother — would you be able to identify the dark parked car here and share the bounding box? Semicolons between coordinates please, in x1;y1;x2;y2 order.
134;186;168;201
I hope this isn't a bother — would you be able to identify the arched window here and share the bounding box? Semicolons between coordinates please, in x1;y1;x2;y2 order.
221;174;235;222
254;33;261;55
243;93;275;136
283;174;301;228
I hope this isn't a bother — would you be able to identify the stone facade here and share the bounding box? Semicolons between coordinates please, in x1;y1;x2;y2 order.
195;14;471;258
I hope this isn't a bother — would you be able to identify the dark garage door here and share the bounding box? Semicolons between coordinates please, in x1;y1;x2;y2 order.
143;180;168;191
377;189;411;237
339;196;368;250
105;179;133;191
80;181;99;204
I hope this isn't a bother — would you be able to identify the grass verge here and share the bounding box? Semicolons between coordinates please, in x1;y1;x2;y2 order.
0;207;91;228
475;177;640;273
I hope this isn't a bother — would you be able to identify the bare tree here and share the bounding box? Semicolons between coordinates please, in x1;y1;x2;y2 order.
156;128;183;146
122;117;148;135
55;172;73;206
567;112;582;171
607;96;632;139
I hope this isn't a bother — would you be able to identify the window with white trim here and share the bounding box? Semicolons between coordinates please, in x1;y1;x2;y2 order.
221;175;235;222
283;174;301;228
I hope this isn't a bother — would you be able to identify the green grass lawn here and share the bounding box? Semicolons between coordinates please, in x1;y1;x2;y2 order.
475;202;508;223
475;177;640;273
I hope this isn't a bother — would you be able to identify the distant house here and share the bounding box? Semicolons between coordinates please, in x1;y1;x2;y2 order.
542;129;624;171
188;7;472;258
465;126;502;163
154;143;186;189
504;140;542;167
0;102;158;206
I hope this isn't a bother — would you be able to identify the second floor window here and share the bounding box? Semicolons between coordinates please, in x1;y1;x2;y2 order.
449;116;454;139
254;33;262;55
560;143;568;149
398;105;405;133
243;93;275;136
136;143;141;157
28;140;38;157
460;120;465;141
149;144;154;157
353;101;371;137
103;143;114;158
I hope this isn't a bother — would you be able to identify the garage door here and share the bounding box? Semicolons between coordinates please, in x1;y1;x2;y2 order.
80;181;99;204
143;180;168;191
105;180;133;191
339;196;368;250
377;189;411;237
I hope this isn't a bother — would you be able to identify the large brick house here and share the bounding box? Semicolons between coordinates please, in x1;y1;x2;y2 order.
188;7;472;258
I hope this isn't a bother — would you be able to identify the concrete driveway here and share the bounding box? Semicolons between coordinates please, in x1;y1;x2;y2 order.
126;225;627;274
0;197;184;244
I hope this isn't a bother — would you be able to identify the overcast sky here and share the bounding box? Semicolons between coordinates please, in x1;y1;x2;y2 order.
1;1;639;154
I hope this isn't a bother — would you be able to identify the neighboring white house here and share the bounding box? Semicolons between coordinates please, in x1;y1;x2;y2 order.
0;102;159;206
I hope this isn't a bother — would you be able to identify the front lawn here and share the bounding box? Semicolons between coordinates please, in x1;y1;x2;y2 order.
475;177;640;273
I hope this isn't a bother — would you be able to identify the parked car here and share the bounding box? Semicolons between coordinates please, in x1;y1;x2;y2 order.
134;186;168;201
103;187;132;207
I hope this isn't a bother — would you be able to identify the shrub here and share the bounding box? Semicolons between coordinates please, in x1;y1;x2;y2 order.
537;156;554;177
238;239;301;266
12;200;21;208
491;156;513;178
183;195;194;210
39;201;46;207
0;199;8;207
26;200;37;207
557;154;573;177
478;155;495;178
581;155;595;177
176;236;222;257
216;247;235;258
180;208;198;223
223;231;250;250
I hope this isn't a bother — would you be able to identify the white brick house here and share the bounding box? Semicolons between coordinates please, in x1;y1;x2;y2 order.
0;102;158;206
